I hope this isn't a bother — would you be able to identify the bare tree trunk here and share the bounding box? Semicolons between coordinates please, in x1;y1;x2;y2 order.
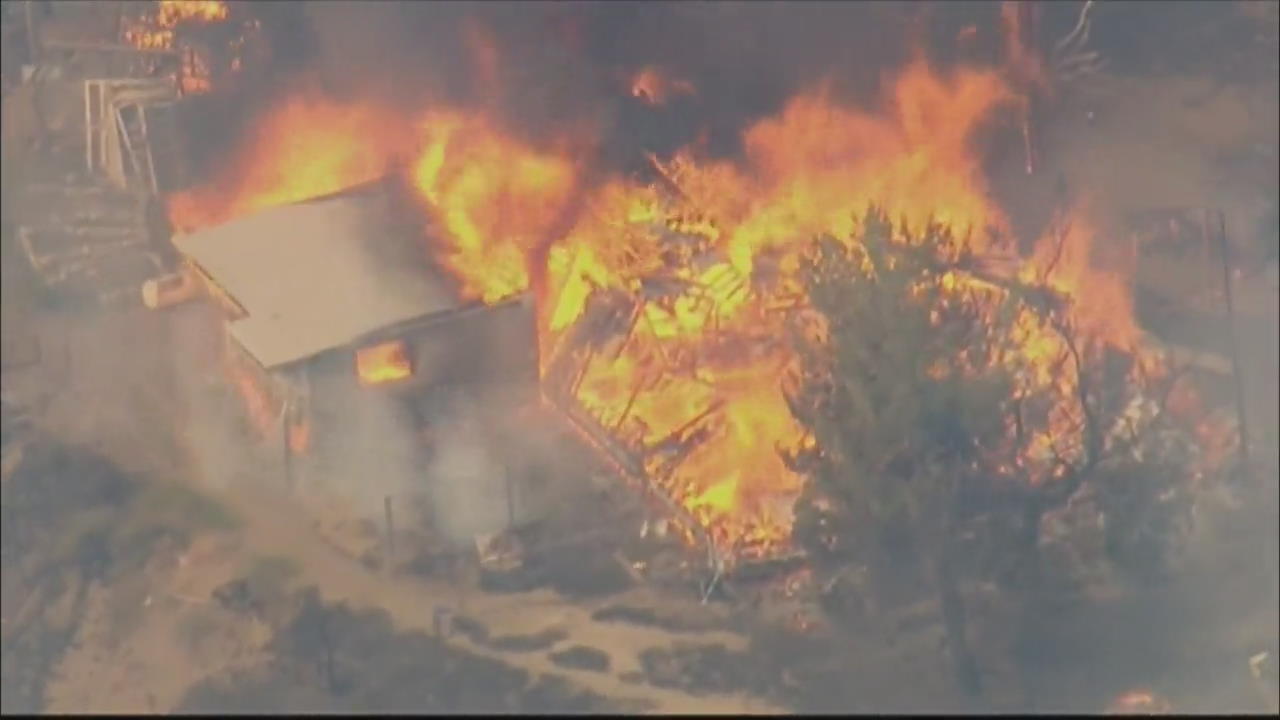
1206;209;1252;477
318;611;337;694
1012;498;1047;710
936;554;984;696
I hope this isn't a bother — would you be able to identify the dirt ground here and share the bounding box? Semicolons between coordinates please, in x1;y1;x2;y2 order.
2;5;1277;715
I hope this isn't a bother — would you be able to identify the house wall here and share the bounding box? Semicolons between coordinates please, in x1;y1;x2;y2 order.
300;347;425;516
298;298;548;541
400;296;538;394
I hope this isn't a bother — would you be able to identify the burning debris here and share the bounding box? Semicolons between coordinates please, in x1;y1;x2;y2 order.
121;1;261;95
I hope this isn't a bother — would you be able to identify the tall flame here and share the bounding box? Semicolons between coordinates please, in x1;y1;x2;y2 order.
410;110;578;305
172;58;1172;559
528;60;1028;555
169;93;410;233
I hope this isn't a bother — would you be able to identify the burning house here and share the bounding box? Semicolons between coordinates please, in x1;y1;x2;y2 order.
100;0;1243;607
148;176;554;544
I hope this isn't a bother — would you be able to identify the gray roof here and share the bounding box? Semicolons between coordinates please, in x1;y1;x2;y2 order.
174;186;461;369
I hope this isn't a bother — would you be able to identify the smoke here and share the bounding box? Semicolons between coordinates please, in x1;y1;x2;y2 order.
191;1;943;183
309;386;554;548
423;398;514;544
156;4;1276;712
171;302;254;493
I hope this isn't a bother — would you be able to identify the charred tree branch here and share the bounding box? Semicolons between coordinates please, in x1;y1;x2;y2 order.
1206;209;1252;475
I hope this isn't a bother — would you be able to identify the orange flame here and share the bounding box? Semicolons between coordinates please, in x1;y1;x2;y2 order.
288;419;311;454
356;341;413;387
409;110;579;305
1023;209;1140;348
158;0;229;27
169;92;409;233
534;61;1033;556
226;361;278;439
124;2;229;50
123;1;244;96
171;57;1192;559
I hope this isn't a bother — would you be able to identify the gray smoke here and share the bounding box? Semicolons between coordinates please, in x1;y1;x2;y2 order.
197;2;933;180
424;399;515;544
